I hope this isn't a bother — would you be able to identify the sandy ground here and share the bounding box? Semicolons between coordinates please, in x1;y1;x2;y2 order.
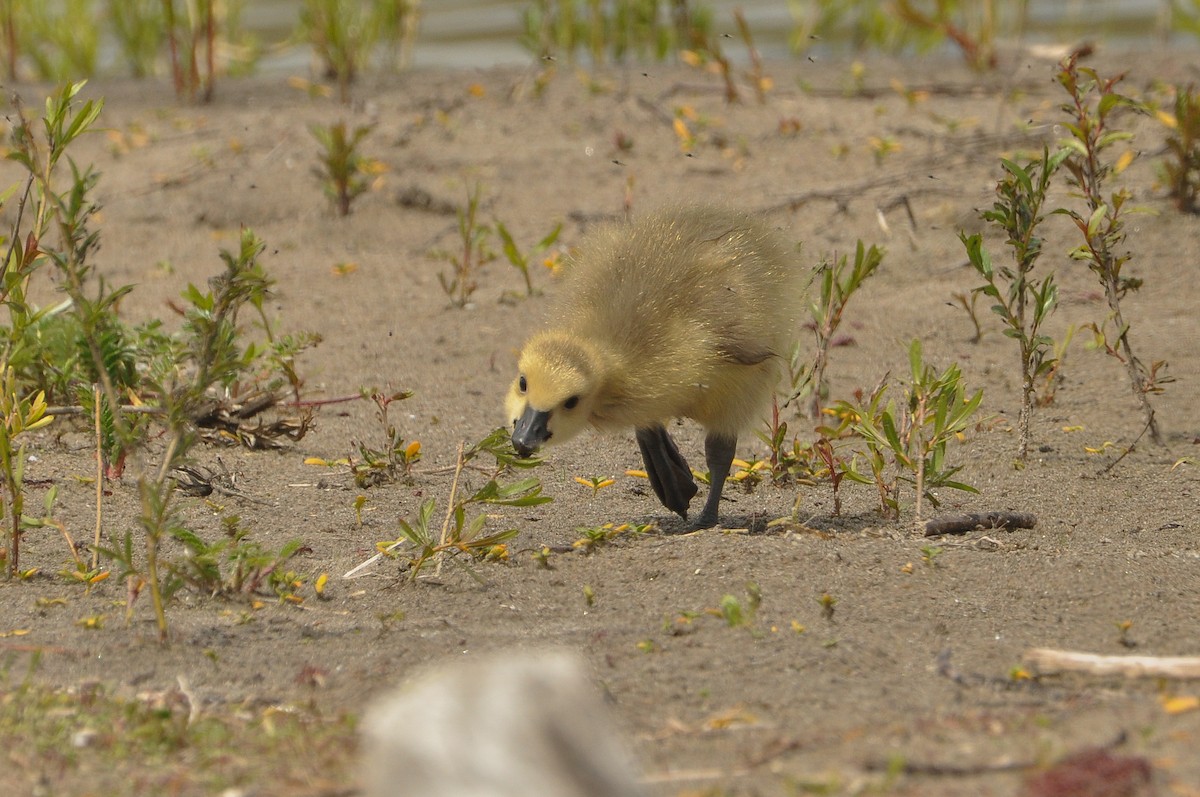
0;47;1198;796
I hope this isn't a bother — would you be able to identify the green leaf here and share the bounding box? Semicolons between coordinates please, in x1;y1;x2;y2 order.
1096;130;1134;149
1086;204;1108;238
535;222;562;251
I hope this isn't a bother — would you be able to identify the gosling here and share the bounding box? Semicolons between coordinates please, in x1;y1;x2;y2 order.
505;205;805;529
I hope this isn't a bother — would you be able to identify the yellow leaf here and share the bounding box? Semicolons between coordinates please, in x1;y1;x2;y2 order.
1062;425;1084;433
673;117;692;144
790;620;805;634
679;50;702;67
314;572;328;596
1161;695;1200;715
900;562;914;574
1113;149;1135;175
467;82;485;98
362;158;389;175
1157;109;1178;128
625;469;648;479
331;262;358;277
0;629;30;637
405;441;421;459
703;707;757;730
304;457;329;466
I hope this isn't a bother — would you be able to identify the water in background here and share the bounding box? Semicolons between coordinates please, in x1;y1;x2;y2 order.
246;0;1174;71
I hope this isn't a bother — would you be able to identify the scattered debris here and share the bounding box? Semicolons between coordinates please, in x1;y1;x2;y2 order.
1023;648;1200;679
925;511;1037;537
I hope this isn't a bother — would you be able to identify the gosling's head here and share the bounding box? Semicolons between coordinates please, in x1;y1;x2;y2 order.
506;332;601;457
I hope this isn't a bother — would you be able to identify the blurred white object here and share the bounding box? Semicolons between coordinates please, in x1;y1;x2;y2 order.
361;649;646;797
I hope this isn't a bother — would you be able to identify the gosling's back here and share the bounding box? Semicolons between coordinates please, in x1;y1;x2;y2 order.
551;205;804;435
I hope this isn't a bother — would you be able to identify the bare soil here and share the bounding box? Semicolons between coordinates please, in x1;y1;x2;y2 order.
1;48;1198;796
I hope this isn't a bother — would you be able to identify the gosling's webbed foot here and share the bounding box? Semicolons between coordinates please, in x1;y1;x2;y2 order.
636;425;698;519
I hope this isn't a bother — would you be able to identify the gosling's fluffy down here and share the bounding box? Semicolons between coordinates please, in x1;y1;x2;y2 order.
506;205;805;528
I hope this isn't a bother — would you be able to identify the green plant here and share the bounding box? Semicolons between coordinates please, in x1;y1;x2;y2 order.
790;240;884;418
520;0;713;65
1037;322;1078;406
167;514;306;598
950;289;985;343
16;0;99;80
716;583;760;628
1055;53;1170;447
161;0;215;101
574;474;615;497
1;82;316;638
109;0;166;77
840;340;983;521
495;220;562;298
572;520;652;553
311;121;376;217
788;0;1023;69
373;0;422;71
436;182;494;308
961;146;1070;462
300;0;373;100
1157;84;1200;213
383;429;552;580
0;367;53;578
351;389;420;487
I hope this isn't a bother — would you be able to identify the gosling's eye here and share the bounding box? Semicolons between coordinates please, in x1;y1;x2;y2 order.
518;375;527;393
564;395;580;410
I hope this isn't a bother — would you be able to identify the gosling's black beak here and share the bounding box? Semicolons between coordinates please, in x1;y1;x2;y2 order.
512;407;552;457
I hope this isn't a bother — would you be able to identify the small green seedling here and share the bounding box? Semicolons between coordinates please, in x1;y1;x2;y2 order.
961;145;1070;461
496;220;562;298
311;121;376;217
920;545;943;567
840;340;983;521
819;592;837;621
572;521;651;553
574;475;615;497
436;182;495;308
351;389;419;487
788;240;884;418
384;429;552;580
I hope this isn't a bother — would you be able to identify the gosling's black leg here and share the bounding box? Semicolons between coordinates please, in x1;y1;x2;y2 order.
635;425;698;519
694;433;737;529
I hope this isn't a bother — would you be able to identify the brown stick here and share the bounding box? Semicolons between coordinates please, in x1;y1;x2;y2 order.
1024;648;1200;679
924;511;1037;537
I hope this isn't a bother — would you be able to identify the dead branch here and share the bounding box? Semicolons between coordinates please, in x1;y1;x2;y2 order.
925;511;1037;537
1024;648;1200;679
